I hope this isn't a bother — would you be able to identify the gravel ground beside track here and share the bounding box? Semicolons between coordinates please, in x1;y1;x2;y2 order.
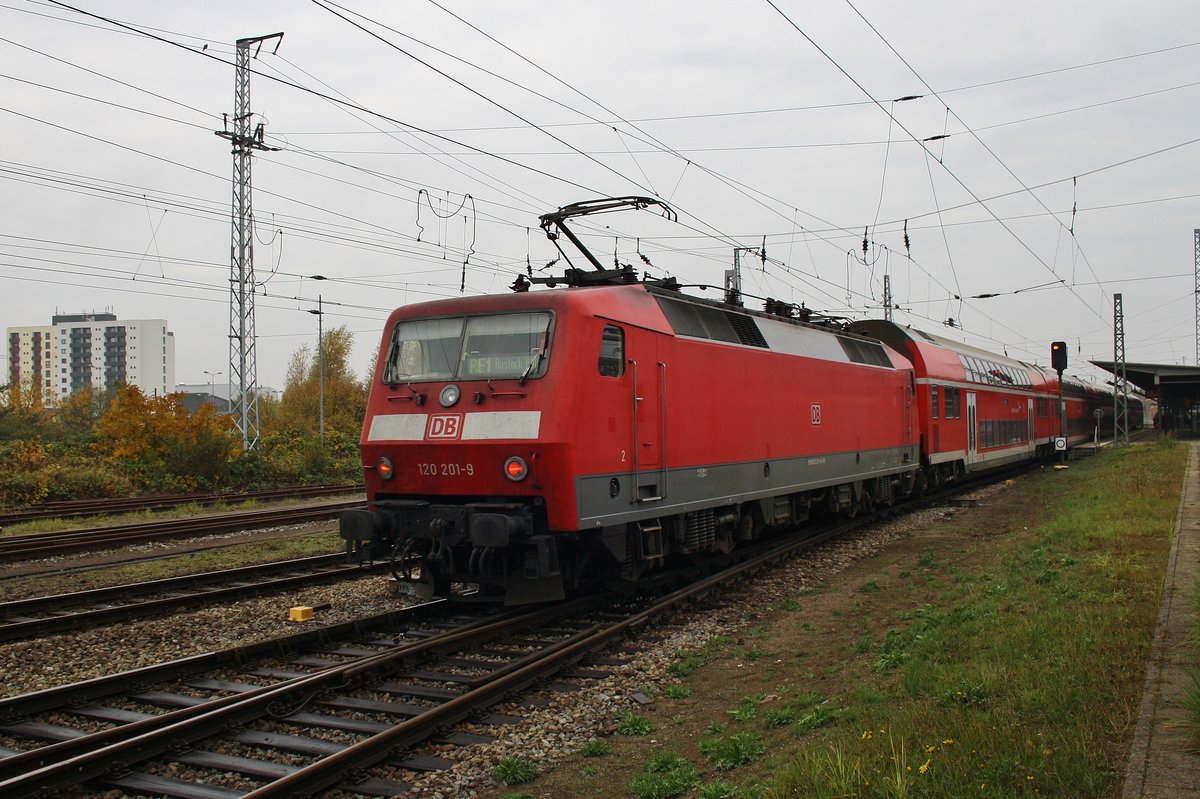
0;573;407;697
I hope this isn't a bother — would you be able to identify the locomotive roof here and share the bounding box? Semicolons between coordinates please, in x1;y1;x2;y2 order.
387;282;886;344
382;283;906;371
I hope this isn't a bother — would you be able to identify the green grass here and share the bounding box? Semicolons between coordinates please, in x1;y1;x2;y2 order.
701;731;766;771
627;751;700;799
580;739;610;757
668;635;733;678
755;441;1185;798
697;781;742;799
493;757;538;785
617;711;654;736
664;684;694;700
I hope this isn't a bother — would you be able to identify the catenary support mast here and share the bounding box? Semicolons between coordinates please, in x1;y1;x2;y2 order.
1114;293;1129;446
1194;229;1200;366
216;33;282;451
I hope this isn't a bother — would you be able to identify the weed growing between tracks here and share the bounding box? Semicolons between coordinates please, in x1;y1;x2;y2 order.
485;440;1185;799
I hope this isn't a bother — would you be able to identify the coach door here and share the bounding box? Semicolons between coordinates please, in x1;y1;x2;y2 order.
626;327;665;502
966;391;978;466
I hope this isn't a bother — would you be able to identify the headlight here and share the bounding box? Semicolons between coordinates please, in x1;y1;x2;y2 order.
504;456;528;482
376;456;394;480
439;384;461;407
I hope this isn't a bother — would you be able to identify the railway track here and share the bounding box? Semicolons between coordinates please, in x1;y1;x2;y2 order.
0;553;381;642
0;511;860;798
0;499;364;561
0;473;1029;797
0;484;364;528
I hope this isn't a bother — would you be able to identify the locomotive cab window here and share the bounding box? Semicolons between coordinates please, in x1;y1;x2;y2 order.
383;312;553;383
460;313;552;379
598;325;625;377
385;317;463;382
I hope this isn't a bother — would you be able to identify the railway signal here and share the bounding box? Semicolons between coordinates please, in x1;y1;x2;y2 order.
1051;341;1068;463
1051;341;1068;374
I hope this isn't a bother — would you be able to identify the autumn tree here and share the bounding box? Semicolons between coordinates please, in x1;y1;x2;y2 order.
274;324;366;436
93;385;240;491
0;378;46;441
45;386;108;448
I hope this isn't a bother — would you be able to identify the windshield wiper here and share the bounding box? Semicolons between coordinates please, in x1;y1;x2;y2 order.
519;348;545;385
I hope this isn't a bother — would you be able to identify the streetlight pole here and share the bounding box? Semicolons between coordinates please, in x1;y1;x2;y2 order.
203;370;223;411
307;296;324;445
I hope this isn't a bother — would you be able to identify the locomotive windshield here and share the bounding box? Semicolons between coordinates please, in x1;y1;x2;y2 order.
383;312;553;383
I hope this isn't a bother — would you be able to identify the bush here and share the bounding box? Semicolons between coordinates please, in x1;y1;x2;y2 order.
41;463;134;501
0;470;47;507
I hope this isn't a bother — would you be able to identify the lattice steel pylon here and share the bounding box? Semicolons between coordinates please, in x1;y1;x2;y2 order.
1113;292;1129;446
1194;229;1200;366
216;33;282;451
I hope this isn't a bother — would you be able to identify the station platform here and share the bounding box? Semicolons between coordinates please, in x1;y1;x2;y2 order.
1123;440;1200;797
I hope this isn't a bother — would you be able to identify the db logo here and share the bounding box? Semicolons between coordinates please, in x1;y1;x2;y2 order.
427;414;463;439
810;403;822;426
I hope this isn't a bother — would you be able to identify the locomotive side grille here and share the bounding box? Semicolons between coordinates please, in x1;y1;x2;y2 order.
683;509;716;552
877;476;893;504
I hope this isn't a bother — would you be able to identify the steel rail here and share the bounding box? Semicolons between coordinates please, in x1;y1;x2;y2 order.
0;500;363;560
0;600;452;722
0;601;593;796
0;553;379;642
0;484;364;527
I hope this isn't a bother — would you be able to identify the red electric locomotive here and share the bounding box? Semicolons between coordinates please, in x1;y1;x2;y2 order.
340;279;922;603
341;197;1122;603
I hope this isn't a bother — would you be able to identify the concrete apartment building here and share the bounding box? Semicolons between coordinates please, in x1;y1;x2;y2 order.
6;312;175;404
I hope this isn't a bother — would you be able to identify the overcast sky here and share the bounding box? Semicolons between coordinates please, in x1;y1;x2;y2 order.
3;0;1198;394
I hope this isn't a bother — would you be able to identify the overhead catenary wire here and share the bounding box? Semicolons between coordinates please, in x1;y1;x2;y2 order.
763;0;1114;331
2;1;1191;388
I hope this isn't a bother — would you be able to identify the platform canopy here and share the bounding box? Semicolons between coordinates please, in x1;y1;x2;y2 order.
1091;360;1200;431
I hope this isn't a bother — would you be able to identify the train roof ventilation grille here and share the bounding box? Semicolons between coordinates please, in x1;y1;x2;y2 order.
724;312;768;348
837;336;892;367
656;297;768;349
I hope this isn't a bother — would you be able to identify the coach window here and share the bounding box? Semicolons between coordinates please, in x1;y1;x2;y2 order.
931;385;939;419
598;325;625;377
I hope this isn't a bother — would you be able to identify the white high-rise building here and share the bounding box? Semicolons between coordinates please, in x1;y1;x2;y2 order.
6;312;175;404
6;324;55;399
